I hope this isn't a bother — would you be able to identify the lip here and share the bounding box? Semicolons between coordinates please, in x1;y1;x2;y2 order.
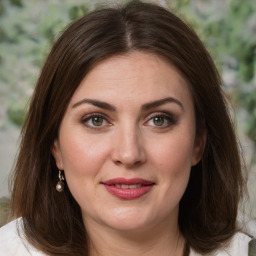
101;178;155;200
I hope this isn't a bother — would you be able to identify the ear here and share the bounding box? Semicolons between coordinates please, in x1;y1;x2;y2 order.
191;129;207;166
51;139;64;170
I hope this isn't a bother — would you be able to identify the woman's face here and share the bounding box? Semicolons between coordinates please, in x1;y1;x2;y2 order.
52;51;205;234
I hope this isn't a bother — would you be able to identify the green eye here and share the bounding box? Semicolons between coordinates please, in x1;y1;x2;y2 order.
145;113;177;128
153;116;165;126
82;114;109;129
91;117;104;126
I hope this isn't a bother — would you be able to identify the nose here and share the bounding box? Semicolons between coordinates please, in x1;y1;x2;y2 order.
111;124;146;168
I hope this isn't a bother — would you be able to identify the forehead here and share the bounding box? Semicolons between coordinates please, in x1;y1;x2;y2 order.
69;51;193;108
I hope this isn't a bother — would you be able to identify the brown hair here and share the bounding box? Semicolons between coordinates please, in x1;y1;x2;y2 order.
11;1;246;255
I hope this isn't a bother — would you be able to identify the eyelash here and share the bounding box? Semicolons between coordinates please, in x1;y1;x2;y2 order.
145;112;177;128
81;113;111;130
81;112;177;130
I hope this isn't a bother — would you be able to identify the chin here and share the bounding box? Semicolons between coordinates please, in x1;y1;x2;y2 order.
100;207;159;232
106;220;154;233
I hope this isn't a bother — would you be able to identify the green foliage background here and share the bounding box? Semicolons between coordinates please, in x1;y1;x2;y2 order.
0;0;255;221
170;0;256;160
1;0;255;145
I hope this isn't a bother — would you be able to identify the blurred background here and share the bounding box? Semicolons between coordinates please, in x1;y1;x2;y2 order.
0;0;255;227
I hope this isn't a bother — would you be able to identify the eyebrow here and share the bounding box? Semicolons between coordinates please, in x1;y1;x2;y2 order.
72;97;183;111
141;97;184;111
72;99;116;111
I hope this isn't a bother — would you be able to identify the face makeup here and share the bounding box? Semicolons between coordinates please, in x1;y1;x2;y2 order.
52;51;203;234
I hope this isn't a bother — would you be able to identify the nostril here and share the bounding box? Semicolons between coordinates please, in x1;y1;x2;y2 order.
111;132;147;167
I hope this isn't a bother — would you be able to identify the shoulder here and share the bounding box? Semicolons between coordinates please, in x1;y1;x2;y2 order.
0;218;46;256
220;232;252;256
190;232;252;256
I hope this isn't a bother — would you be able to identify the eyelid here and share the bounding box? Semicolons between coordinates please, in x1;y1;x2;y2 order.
81;112;108;121
81;112;112;129
144;111;178;127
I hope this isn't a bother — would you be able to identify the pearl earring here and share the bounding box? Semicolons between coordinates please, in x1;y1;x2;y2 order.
56;170;65;192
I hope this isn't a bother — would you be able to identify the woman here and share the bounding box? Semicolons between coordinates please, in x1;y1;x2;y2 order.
0;1;251;255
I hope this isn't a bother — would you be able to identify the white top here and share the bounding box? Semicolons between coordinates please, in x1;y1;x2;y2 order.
0;218;252;255
190;232;251;256
0;218;45;256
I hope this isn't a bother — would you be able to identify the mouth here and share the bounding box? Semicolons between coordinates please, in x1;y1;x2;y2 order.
101;178;155;200
111;184;144;189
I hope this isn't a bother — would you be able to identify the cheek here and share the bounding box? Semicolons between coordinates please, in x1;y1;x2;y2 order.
60;134;110;174
58;134;113;206
150;131;195;197
151;132;195;172
146;135;193;219
59;136;107;206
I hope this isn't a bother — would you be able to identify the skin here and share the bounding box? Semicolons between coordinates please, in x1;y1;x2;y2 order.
52;51;205;256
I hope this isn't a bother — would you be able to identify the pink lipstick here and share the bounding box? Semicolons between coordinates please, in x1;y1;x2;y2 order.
101;178;155;200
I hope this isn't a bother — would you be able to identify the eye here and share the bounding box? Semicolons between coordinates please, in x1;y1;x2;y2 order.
145;113;177;128
151;116;166;126
81;113;110;129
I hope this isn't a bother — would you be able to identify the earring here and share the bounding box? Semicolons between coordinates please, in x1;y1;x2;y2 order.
56;170;64;192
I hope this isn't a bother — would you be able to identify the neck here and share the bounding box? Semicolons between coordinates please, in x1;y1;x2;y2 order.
86;219;186;256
